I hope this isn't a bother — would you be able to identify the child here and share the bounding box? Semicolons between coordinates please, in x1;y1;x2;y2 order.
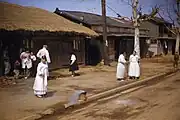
13;60;20;79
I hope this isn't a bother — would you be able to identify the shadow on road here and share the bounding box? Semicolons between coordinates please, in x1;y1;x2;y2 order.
45;90;57;98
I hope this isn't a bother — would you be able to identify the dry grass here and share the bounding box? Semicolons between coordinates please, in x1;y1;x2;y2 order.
0;2;98;36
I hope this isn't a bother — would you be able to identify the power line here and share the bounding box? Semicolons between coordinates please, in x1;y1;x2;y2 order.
78;0;122;17
106;4;121;17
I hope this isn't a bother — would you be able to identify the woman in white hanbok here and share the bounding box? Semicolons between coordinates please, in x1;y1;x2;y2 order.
116;52;126;81
33;56;48;98
128;51;140;80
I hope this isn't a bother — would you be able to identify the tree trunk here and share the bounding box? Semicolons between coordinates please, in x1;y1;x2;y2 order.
175;32;180;54
132;0;140;57
134;27;140;57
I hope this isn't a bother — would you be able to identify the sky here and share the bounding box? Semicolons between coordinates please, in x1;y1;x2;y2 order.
0;0;175;19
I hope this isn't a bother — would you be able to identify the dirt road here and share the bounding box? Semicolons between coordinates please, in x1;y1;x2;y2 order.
0;61;172;120
44;72;180;120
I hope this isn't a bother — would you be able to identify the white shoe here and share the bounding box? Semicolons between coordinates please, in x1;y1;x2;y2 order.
25;77;28;79
36;95;42;98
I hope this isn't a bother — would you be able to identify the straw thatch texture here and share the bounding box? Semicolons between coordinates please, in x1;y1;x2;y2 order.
0;2;98;36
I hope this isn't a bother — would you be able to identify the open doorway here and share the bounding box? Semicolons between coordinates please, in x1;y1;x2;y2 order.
85;38;101;65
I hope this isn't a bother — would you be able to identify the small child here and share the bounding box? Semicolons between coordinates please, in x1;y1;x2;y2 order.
13;60;20;80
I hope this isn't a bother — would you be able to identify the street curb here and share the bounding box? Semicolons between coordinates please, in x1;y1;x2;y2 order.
21;69;179;120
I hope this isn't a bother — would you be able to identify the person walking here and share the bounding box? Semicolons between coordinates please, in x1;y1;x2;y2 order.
33;56;48;98
128;51;140;80
174;52;179;69
69;52;79;77
30;52;36;76
116;52;127;81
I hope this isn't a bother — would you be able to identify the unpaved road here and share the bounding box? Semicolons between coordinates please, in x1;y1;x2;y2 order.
43;72;180;120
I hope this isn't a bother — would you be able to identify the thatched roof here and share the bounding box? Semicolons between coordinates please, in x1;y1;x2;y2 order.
0;2;98;36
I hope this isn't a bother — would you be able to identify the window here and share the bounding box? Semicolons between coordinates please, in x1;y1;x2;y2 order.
151;39;157;44
73;40;81;51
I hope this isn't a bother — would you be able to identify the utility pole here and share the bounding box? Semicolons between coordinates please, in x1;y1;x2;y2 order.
101;0;109;65
175;0;180;54
132;0;140;57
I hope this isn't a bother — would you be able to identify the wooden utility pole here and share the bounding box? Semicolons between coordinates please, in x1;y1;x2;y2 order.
175;0;180;54
132;0;140;57
101;0;109;65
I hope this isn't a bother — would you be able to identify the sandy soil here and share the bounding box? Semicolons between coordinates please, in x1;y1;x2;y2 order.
0;59;174;120
54;72;180;120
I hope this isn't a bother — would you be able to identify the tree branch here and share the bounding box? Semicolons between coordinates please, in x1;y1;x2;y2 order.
138;5;159;23
158;12;177;35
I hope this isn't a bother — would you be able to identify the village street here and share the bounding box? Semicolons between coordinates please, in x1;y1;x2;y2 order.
0;0;179;120
0;56;175;120
47;66;180;120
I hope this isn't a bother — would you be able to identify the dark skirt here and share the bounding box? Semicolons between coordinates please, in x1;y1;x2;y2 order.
69;60;79;72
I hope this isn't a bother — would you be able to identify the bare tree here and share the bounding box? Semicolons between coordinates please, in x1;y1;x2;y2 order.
121;0;159;57
157;0;180;54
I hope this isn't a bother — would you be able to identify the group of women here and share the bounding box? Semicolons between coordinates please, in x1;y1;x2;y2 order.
33;45;79;98
116;51;140;81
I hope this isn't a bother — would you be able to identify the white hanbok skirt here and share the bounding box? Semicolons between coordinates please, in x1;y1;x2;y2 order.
128;62;140;77
33;75;47;95
116;63;125;79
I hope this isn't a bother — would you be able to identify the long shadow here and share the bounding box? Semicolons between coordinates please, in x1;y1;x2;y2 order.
45;90;57;98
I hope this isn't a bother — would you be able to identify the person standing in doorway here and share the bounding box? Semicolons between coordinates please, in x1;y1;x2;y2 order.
116;52;127;81
69;52;79;77
128;51;140;80
0;48;4;76
20;49;32;79
33;56;48;98
0;40;3;76
4;58;11;77
3;47;11;76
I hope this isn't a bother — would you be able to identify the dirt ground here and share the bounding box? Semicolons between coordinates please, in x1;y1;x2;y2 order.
53;71;180;120
0;56;175;120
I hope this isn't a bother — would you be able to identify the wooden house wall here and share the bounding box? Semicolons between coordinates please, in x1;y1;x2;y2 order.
107;37;115;61
91;25;148;36
140;21;159;37
31;35;85;69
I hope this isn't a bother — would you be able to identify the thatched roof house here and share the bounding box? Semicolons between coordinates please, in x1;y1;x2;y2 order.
0;2;98;36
